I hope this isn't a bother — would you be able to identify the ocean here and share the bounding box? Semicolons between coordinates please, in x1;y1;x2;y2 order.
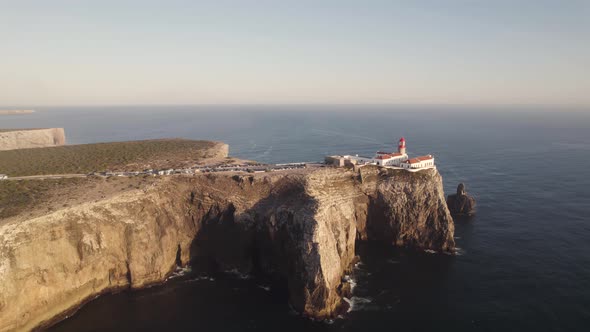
2;105;590;331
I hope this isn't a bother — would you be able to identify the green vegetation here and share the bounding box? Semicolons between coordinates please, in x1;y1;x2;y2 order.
0;139;218;176
0;176;158;220
0;178;85;219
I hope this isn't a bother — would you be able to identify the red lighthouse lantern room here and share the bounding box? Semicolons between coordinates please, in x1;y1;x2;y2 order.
398;137;406;154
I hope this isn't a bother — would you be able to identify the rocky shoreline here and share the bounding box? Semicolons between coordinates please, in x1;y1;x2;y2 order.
0;165;454;331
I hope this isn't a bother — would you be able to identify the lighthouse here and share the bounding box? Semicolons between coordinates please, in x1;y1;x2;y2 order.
325;135;435;171
398;137;406;154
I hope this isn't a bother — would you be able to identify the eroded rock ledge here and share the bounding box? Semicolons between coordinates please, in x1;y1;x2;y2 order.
0;166;454;331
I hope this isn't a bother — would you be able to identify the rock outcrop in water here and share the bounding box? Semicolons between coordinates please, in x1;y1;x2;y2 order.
0;166;454;331
446;183;476;216
0;128;66;151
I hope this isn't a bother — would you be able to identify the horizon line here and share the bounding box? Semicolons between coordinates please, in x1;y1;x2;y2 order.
2;102;589;109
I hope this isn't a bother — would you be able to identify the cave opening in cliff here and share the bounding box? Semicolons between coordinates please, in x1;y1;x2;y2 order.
175;244;182;267
184;202;292;304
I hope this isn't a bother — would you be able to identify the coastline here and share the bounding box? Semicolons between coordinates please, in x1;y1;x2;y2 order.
0;164;455;331
32;267;178;332
0;110;35;115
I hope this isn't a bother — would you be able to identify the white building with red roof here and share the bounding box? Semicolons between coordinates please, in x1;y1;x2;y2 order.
373;137;408;166
325;137;435;171
401;155;435;170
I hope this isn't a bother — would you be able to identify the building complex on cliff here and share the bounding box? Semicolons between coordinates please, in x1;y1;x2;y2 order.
325;137;435;171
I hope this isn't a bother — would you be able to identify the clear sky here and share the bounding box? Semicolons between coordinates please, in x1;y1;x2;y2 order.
1;0;589;106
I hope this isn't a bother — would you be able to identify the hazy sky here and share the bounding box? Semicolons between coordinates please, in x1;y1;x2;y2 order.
1;0;589;106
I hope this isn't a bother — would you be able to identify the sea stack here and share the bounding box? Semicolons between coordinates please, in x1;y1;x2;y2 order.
446;183;476;216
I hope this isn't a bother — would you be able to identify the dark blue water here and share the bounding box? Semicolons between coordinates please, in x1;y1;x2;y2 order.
2;105;590;331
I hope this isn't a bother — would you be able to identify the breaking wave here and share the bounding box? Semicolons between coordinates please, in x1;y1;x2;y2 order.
166;265;192;281
343;296;373;312
343;274;357;292
224;268;251;280
185;275;215;283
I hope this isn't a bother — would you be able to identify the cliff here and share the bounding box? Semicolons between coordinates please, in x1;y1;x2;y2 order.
0;128;65;151
0;166;454;331
0;110;35;115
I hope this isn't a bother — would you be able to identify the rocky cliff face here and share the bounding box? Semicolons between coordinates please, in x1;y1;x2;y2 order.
0;166;454;331
0;128;66;151
357;167;455;252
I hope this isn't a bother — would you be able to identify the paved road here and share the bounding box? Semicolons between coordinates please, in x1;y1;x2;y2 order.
6;174;87;181
1;162;321;181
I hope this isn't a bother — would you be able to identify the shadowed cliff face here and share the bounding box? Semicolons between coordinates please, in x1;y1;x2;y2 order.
357;167;455;252
0;167;454;331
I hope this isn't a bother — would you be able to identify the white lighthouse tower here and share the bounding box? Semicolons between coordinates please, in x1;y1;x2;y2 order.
398;137;406;154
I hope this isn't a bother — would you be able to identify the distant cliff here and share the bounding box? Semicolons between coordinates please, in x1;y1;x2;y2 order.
0;110;35;115
0;166;454;331
0;128;65;151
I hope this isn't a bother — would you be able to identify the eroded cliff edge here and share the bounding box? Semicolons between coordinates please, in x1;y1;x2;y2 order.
0;128;66;151
0;166;454;331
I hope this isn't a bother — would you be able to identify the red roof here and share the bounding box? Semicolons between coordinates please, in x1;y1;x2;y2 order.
404;155;433;164
375;153;403;160
399;137;405;142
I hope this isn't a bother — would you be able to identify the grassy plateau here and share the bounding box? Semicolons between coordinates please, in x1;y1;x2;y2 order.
0;139;221;177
